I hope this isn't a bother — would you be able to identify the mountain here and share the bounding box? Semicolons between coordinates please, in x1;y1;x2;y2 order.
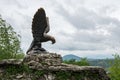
62;54;114;69
62;54;81;61
88;59;114;69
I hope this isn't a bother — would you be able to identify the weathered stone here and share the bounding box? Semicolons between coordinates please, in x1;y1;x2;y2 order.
0;59;23;66
16;74;23;79
0;52;110;80
23;52;62;66
0;69;4;73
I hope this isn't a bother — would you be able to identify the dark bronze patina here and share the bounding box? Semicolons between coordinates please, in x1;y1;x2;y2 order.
27;8;55;54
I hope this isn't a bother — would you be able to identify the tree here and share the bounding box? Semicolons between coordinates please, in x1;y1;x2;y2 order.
76;58;90;66
108;54;120;80
63;58;90;66
0;15;24;60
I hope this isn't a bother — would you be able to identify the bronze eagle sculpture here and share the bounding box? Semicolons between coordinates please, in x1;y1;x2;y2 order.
27;8;56;54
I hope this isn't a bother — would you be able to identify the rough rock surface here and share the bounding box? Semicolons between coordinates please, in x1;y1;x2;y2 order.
0;52;110;80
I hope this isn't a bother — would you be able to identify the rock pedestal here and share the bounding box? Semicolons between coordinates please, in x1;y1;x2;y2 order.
0;52;110;80
24;52;62;66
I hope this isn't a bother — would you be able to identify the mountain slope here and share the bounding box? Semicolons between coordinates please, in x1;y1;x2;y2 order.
62;54;81;61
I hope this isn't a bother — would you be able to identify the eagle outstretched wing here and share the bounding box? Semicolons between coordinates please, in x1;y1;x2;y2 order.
32;8;48;41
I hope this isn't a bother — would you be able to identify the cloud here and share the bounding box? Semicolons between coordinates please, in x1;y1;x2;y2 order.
49;0;120;55
0;0;120;58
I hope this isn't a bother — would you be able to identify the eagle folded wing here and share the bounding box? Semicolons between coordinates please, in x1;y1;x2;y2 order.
32;8;47;41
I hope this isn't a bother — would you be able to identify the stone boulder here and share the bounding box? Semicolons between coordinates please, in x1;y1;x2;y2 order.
0;52;110;80
24;52;62;66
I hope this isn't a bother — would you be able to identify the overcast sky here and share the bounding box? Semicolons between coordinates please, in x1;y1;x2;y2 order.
0;0;120;59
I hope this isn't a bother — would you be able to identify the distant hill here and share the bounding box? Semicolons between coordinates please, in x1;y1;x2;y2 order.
62;54;114;69
88;59;114;69
62;54;81;61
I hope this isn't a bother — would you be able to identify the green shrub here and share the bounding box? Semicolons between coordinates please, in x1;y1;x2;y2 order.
0;15;24;60
108;54;120;80
63;58;90;66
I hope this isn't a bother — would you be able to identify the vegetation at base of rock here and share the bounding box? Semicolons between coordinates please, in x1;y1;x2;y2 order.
0;15;24;60
108;54;120;80
0;63;106;80
55;71;101;80
55;71;71;80
0;64;45;80
63;58;90;66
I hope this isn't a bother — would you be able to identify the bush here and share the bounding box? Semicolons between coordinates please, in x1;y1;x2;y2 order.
0;15;24;60
108;54;120;80
63;58;90;66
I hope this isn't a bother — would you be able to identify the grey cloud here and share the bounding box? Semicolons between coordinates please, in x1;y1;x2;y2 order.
52;1;120;52
0;0;28;9
56;5;120;30
52;38;109;51
73;31;107;43
0;0;120;58
54;5;96;29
